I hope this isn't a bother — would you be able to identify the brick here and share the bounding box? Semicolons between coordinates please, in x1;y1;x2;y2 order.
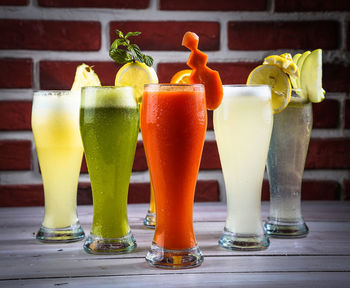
275;0;350;12
306;138;350;169
0;140;31;170
0;185;43;207
157;62;259;86
228;21;339;50
0;58;32;88
40;61;120;90
345;100;350;129
312;99;339;129
0;101;32;131
0;0;27;5
200;141;221;170
344;179;350;200
81;142;148;173
133;141;148;171
38;0;149;8
0;20;100;51
262;180;340;201
110;21;220;51
160;0;267;11
195;180;220;202
207;110;213;130
323;63;350;92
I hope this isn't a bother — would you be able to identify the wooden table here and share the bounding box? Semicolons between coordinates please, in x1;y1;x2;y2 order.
1;202;350;287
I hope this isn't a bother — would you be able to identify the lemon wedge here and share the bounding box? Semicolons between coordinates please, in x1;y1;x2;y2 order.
71;63;101;91
247;64;291;114
300;49;324;103
170;69;192;84
290;53;301;90
115;61;158;103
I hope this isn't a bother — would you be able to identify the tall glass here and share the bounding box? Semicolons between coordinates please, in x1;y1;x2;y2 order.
142;84;206;268
265;94;312;238
80;86;139;254
32;90;85;243
143;181;156;228
214;85;273;250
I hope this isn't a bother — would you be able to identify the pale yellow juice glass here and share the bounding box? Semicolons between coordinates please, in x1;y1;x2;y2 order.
32;90;85;243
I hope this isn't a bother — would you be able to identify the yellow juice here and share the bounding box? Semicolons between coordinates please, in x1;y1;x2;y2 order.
32;91;83;229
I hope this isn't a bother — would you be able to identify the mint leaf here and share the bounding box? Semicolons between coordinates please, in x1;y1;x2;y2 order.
116;30;124;38
109;29;154;67
143;55;153;67
128;44;143;63
109;49;132;64
125;31;141;39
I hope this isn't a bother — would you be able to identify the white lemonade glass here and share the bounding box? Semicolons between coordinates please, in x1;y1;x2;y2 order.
214;85;273;250
32;90;84;242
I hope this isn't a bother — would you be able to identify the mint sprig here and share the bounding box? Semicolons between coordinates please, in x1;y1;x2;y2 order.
109;30;153;67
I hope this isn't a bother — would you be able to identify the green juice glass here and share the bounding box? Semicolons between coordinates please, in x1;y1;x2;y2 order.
80;86;139;254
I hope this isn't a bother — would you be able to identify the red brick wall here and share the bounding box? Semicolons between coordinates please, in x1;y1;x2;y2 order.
0;0;349;206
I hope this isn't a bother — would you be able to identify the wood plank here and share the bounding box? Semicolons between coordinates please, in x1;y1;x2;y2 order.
1;222;350;256
0;254;349;280
1;272;350;288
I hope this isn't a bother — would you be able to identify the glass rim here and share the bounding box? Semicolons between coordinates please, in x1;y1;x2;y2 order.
33;90;80;97
81;86;133;90
223;84;271;88
144;83;204;88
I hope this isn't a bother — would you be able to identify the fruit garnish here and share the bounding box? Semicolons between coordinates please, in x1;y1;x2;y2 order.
263;53;299;79
71;63;101;91
300;49;324;103
290;53;301;90
182;31;223;110
114;61;158;104
247;64;291;114
110;30;158;103
295;51;311;95
170;69;192;84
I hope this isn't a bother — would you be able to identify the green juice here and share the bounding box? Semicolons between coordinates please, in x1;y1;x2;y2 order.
80;87;139;239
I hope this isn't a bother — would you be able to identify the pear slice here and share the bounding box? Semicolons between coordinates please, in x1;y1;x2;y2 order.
295;51;311;96
290;53;301;90
71;63;101;91
300;49;324;103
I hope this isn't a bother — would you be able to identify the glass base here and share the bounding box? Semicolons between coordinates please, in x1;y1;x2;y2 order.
83;231;137;254
36;221;85;243
265;217;309;238
145;243;203;269
219;228;269;251
143;211;156;229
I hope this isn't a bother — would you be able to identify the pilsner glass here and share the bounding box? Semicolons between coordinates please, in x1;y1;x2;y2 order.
142;84;206;269
143;180;156;228
80;86;139;254
32;90;85;243
214;85;273;250
265;94;312;238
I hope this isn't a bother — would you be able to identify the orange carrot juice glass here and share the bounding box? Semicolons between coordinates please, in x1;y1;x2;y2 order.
142;84;206;269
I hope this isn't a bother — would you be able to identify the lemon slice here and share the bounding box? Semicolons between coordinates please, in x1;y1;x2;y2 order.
247;64;291;114
71;63;101;91
300;49;324;103
115;61;158;103
170;69;192;84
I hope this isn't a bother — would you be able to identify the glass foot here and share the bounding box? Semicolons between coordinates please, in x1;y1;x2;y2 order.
143;211;156;229
36;221;85;243
265;217;309;238
83;231;137;254
145;243;203;269
219;228;269;251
